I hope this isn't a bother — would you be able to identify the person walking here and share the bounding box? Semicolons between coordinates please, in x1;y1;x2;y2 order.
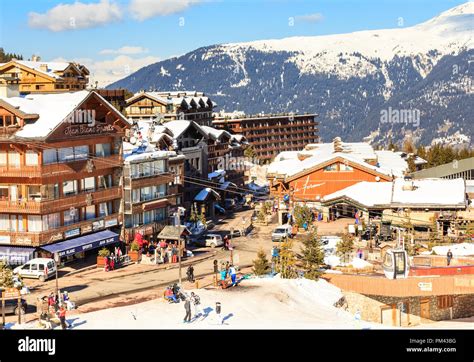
190;292;202;319
215;302;222;325
183;297;192;323
229;265;237;286
447;249;453;266
220;268;227;288
57;305;68;330
187;265;195;282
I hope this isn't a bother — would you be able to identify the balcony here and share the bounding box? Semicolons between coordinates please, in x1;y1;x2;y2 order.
0;213;121;247
0;154;121;180
0;186;122;214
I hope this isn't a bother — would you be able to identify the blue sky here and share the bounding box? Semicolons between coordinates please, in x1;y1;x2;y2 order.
0;0;467;85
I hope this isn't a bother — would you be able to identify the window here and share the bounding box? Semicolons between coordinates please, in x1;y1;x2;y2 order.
0;186;8;200
81;177;95;192
84;205;95;220
132;189;140;203
153;184;166;198
143;210;153;224
154;208;166;222
98;175;112;189
98;202;112;217
42;213;60;231
58;147;74;162
27;185;41;200
27;215;42;232
40;184;59;200
64;208;79;225
43;149;58;164
63;180;78;196
142;162;152;176
8;151;20;168
437;296;453;309
96;143;111;157
324;163;338;172
0;214;9;231
25;151;39;166
153;160;165;174
0;151;6;166
340;163;353;171
74;145;89;160
141;187;152;201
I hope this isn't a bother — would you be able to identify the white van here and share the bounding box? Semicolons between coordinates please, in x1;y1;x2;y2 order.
13;258;57;282
271;224;293;242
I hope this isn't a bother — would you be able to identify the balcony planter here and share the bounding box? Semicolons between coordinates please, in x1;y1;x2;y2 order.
97;256;108;267
97;248;110;267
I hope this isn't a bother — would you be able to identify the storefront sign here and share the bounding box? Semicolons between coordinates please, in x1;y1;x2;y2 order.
49;233;63;242
418;282;432;292
0;236;11;244
15;237;32;245
105;218;118;227
64;123;115;137
92;220;105;231
81;225;93;234
64;228;80;239
2;287;20;299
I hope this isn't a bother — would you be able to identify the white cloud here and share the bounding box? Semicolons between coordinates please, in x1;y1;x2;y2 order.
100;46;149;55
28;0;122;32
72;55;161;87
295;13;324;24
129;0;203;21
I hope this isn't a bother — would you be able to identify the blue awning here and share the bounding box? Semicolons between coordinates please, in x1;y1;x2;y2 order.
40;230;119;257
0;246;36;266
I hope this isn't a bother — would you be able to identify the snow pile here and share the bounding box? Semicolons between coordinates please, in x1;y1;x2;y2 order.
325;255;341;267
432;243;474;257
17;277;383;329
350;258;373;269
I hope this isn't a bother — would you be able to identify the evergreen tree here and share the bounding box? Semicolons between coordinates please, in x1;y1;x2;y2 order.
189;203;199;227
337;233;354;264
252;248;270;276
277;238;297;279
301;229;324;280
0;261;15;288
244;145;257;161
293;205;313;228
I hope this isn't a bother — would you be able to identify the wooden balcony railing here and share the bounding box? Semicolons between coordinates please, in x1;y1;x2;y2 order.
0;187;122;214
0;213;121;246
0;155;122;180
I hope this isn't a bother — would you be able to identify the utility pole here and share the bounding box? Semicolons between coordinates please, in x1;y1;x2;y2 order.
176;211;182;285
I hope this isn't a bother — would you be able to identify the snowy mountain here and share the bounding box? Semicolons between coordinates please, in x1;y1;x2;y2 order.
109;2;474;145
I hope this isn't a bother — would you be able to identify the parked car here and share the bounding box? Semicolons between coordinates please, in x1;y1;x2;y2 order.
194;234;223;248
271;224;293;242
1;298;27;315
320;236;341;255
13;258;56;282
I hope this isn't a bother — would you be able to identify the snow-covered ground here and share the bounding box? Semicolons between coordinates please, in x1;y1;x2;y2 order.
424;243;474;257
13;277;382;330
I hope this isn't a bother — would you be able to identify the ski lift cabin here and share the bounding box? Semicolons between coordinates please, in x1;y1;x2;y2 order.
382;249;409;279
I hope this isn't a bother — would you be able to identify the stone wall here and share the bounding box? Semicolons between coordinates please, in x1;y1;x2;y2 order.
341;292;474;326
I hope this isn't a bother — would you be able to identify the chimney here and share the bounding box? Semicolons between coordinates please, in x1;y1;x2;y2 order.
333;137;343;153
39;64;49;73
31;55;41;62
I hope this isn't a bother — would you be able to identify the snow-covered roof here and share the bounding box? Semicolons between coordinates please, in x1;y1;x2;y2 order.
164;120;205;139
208;169;226;180
201;125;231;140
322;182;393;208
268;152;393;180
391;178;466;208
322;178;467;209
1;91;91;139
124;150;177;163
194;187;220;201
269;141;411;179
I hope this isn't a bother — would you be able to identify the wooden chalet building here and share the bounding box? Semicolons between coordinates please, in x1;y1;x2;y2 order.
0;90;130;265
124;91;216;126
0;58;89;95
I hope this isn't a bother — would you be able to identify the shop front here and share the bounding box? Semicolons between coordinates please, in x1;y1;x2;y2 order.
39;229;120;264
0;246;36;266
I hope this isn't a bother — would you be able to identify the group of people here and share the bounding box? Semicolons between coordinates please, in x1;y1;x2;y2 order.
104;246;123;272
37;290;74;330
146;240;185;264
219;262;238;287
183;292;202;323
